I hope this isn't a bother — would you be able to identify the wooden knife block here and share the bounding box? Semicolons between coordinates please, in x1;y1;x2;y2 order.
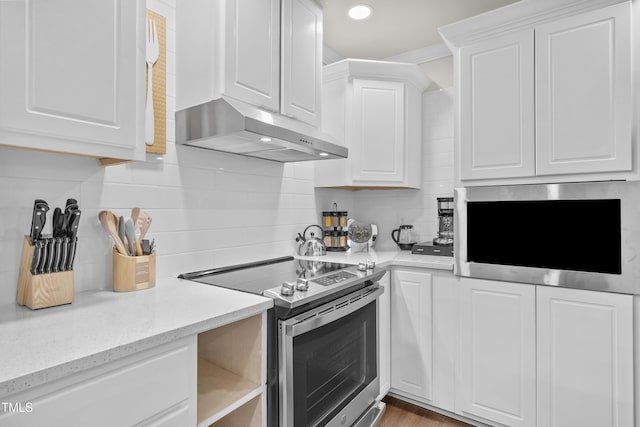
112;249;156;292
17;237;74;309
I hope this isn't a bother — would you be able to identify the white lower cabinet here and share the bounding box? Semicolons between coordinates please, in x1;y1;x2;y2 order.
537;286;633;427
457;278;537;427
378;272;391;400
0;337;198;427
390;269;434;402
389;268;458;412
389;269;635;427
0;313;267;427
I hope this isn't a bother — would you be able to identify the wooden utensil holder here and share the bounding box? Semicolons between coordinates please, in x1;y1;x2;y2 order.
113;249;156;292
17;237;74;309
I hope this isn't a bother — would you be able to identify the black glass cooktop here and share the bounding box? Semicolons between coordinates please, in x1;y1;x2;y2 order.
178;256;352;295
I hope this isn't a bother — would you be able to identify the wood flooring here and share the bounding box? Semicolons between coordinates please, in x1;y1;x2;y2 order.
380;396;472;427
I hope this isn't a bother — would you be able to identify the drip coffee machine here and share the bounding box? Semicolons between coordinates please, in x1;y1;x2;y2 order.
411;196;454;257
433;197;454;246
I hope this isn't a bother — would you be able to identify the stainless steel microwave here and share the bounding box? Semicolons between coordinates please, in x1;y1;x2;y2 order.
455;181;640;295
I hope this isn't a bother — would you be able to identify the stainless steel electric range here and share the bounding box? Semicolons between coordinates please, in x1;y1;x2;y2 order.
179;256;387;427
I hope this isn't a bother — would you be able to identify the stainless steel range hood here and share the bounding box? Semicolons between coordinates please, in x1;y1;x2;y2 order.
175;97;348;162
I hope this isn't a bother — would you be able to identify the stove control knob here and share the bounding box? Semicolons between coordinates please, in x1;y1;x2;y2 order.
281;282;295;296
358;262;368;271
366;260;376;269
296;278;309;291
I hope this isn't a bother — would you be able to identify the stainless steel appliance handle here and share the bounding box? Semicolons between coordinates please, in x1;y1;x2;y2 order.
284;285;383;337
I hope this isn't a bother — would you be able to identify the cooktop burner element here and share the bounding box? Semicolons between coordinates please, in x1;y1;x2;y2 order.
178;256;385;309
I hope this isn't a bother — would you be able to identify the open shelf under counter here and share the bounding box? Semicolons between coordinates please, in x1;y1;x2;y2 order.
197;358;263;426
196;313;266;427
208;394;263;427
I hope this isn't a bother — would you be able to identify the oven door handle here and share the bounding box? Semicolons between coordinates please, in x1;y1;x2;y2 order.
284;285;383;337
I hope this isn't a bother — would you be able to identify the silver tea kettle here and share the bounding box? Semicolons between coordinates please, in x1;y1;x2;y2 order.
296;225;327;256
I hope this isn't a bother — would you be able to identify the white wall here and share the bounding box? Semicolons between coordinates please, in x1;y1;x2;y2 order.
0;0;454;305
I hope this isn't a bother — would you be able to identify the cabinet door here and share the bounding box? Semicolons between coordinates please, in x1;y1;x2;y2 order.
280;0;322;126
537;286;633;427
457;278;536;427
535;2;631;176
224;0;280;112
377;272;391;400
0;338;196;427
390;270;433;402
459;31;535;180
352;79;406;185
0;0;143;159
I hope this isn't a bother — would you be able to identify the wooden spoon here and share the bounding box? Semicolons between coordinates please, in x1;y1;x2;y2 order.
131;207;140;229
98;210;128;255
138;212;152;241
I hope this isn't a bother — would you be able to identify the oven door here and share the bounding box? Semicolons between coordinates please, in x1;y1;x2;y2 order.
279;285;383;427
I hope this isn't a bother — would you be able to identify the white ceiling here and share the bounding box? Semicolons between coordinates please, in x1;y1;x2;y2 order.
320;0;520;87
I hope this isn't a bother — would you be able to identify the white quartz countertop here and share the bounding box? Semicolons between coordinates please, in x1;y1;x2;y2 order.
0;277;272;398
0;249;450;398
297;248;454;271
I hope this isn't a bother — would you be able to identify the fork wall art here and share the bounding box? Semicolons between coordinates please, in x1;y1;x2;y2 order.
145;10;166;155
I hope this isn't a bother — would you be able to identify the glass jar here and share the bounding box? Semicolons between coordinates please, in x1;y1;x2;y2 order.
332;230;340;247
323;230;333;247
331;212;339;227
322;211;332;228
339;211;348;227
339;230;348;247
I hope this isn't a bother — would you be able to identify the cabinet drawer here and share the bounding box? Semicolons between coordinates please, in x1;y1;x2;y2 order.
0;341;193;427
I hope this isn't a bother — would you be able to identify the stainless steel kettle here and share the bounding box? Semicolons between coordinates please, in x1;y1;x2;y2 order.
296;225;327;256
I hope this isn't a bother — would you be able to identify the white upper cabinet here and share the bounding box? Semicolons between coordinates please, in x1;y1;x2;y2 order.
459;31;535;180
177;0;322;127
535;3;631;176
224;0;281;112
280;0;322;126
441;0;633;185
0;0;145;162
315;59;431;189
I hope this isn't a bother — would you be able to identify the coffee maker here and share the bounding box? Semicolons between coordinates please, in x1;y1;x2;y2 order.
433;197;454;246
411;197;454;256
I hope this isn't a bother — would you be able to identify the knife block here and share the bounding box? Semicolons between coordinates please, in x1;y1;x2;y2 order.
112;249;156;292
17;237;74;309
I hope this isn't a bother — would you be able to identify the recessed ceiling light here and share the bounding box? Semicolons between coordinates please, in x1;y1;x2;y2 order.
348;5;372;20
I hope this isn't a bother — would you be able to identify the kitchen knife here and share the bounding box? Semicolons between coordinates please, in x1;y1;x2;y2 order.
30;240;43;275
60;236;70;272
36;239;48;274
52;207;64;238
66;238;77;271
44;238;55;274
66;209;81;239
52;237;63;272
63;202;79;236
29;200;49;243
66;209;81;270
